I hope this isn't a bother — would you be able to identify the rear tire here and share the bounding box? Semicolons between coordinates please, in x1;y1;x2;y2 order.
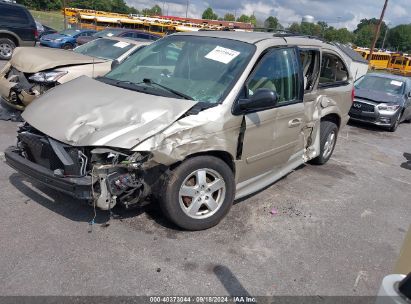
159;156;235;231
0;38;16;60
309;120;338;165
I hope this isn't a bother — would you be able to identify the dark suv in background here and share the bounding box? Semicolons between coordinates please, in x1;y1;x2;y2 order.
0;1;37;60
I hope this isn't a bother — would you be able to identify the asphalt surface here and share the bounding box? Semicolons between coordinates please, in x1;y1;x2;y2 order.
0;59;410;296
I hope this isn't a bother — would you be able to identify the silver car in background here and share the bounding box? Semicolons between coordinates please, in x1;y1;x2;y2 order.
349;73;411;131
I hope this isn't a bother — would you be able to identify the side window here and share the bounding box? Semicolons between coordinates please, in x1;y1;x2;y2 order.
136;33;149;40
300;49;320;91
121;32;134;38
319;53;349;86
247;48;300;105
0;6;29;25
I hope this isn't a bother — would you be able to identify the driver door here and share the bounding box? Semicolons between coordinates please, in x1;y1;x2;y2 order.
237;47;306;182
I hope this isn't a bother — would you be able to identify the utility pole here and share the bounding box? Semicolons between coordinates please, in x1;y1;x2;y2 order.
368;0;389;61
62;0;67;29
381;22;390;49
185;0;189;18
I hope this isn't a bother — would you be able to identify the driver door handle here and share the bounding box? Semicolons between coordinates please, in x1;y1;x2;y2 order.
288;118;302;128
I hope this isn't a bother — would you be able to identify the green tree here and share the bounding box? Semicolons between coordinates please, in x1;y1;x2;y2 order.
17;0;61;10
387;24;411;51
142;5;162;16
354;24;375;47
324;27;354;43
110;0;130;14
264;16;279;30
223;13;235;21
236;14;250;23
354;18;388;47
202;7;218;20
288;22;301;33
249;14;257;26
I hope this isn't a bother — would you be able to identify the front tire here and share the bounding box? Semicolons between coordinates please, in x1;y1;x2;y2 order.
159;156;235;231
0;38;16;60
62;43;73;50
309;120;338;165
388;112;401;132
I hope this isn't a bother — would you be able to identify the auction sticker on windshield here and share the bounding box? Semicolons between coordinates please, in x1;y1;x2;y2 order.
113;41;130;48
205;46;240;64
391;80;403;86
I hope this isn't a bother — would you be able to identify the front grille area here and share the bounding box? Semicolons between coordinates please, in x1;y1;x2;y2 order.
18;130;84;176
352;101;375;112
349;113;376;122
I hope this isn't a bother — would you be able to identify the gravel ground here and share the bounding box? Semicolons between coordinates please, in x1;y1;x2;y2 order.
0;59;410;296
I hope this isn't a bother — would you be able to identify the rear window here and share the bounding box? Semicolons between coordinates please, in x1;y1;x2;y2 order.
0;4;31;25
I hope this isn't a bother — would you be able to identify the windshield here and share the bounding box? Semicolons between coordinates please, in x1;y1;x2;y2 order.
59;29;80;37
104;35;255;103
74;38;134;60
355;75;405;95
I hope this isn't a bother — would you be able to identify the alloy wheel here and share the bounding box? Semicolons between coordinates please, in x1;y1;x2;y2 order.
178;168;226;219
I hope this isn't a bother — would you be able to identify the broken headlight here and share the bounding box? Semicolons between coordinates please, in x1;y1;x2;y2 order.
28;71;68;83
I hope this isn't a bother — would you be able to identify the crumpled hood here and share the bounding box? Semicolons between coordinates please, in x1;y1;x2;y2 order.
355;88;404;104
22;76;197;149
11;47;107;73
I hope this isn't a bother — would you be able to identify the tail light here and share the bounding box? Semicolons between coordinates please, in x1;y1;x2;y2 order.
351;87;355;103
34;29;39;40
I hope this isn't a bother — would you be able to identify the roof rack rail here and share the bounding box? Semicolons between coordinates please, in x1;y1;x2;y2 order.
252;28;330;41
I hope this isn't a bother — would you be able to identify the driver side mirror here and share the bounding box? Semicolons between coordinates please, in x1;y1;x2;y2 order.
233;88;279;115
111;59;120;70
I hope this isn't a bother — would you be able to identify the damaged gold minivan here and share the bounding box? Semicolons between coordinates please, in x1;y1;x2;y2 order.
5;32;353;230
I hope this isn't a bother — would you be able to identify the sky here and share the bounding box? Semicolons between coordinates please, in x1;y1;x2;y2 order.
125;0;410;30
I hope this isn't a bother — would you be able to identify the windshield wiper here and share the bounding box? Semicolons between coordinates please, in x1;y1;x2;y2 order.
142;78;194;100
98;77;146;93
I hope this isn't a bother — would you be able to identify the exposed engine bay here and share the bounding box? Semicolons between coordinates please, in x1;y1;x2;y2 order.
15;123;163;210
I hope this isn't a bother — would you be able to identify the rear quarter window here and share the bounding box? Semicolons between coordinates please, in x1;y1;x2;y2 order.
0;5;31;25
319;52;349;87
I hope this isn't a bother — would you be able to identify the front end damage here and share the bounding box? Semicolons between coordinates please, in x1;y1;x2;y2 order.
5;123;165;210
0;64;58;110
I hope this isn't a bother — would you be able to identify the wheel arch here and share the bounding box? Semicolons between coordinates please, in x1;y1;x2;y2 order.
321;113;341;129
171;150;236;174
0;31;20;46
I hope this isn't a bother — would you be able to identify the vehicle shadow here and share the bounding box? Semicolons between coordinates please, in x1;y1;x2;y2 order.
9;173;149;224
213;264;251;297
400;153;411;170
234;164;305;205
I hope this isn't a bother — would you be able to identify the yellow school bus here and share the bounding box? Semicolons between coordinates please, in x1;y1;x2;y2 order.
392;56;411;76
354;49;391;70
387;53;402;69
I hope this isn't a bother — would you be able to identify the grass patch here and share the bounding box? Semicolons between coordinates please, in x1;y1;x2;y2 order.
29;10;64;31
